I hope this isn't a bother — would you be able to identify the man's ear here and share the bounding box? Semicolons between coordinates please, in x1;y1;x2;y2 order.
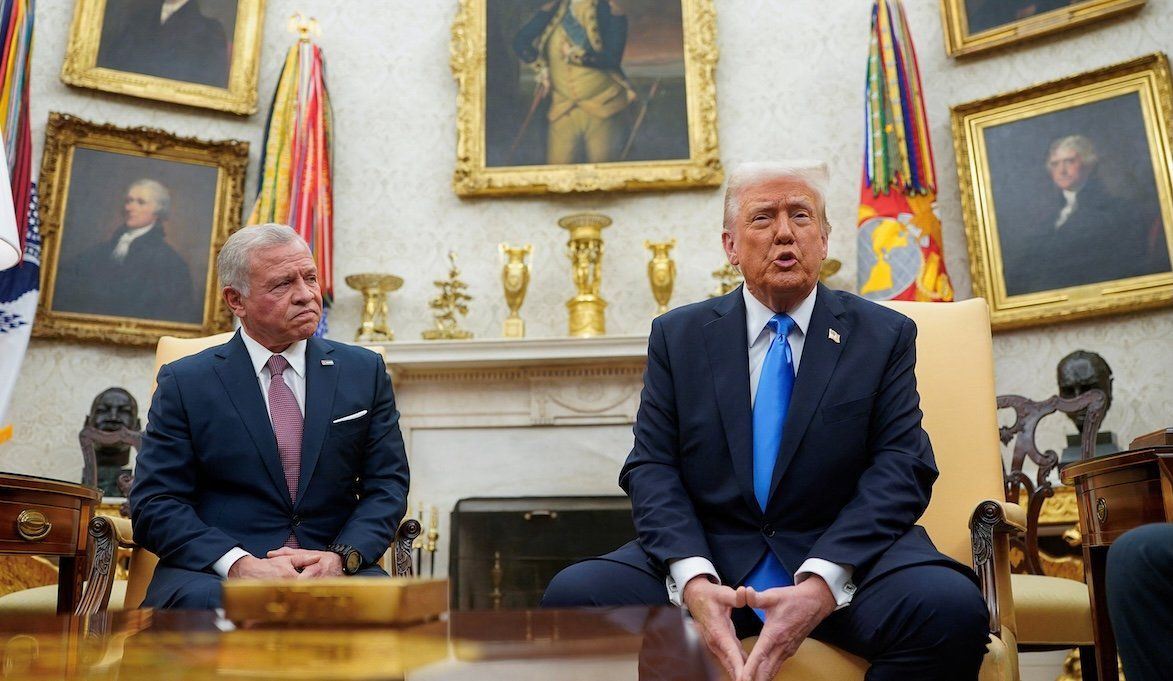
223;286;245;319
721;230;739;266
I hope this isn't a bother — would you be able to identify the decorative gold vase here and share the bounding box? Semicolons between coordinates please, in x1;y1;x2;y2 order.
559;213;610;337
499;243;533;338
345;273;403;342
644;239;676;314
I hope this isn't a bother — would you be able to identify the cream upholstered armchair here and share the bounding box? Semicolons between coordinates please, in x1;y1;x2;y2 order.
745;298;1022;681
1;332;420;613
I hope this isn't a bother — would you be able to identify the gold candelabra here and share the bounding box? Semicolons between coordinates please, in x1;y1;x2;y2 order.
345;273;403;342
422;251;474;340
559;213;610;337
644;239;676;314
499;243;533;338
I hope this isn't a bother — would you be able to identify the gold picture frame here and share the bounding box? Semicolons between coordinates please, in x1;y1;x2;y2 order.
34;112;249;346
951;53;1173;330
450;0;722;196
940;0;1145;58
60;0;266;115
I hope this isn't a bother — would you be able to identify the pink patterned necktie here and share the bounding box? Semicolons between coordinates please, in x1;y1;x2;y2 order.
266;354;301;548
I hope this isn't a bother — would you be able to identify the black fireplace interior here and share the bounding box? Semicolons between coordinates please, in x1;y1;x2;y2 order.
449;496;635;610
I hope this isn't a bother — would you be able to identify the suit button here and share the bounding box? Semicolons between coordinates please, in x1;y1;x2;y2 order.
763;524;775;537
292;515;301;527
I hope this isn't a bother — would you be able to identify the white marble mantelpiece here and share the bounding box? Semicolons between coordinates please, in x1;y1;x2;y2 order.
358;335;649;578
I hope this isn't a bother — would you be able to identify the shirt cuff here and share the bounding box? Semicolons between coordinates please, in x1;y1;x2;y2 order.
666;556;720;607
795;558;856;610
213;547;251;578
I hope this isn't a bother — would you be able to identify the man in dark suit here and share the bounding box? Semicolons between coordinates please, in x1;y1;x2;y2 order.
54;179;198;323
543;162;988;680
1107;522;1173;681
130;224;410;609
98;0;229;88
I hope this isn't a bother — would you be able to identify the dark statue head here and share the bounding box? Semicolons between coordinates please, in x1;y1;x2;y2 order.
85;387;140;433
1057;350;1113;433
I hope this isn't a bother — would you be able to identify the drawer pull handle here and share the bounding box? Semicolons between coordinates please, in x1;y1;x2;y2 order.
1095;497;1108;524
523;511;558;521
16;510;52;541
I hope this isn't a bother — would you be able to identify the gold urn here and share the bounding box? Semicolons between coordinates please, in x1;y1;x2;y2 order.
559;213;610;337
645;239;676;314
344;273;404;342
499;243;533;338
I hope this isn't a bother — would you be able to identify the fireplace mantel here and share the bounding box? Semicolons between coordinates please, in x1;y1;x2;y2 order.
357;335;650;578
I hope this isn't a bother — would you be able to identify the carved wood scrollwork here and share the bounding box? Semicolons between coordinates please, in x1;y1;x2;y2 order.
393;519;422;578
76;516;118;616
997;390;1106;576
970;500;1002;636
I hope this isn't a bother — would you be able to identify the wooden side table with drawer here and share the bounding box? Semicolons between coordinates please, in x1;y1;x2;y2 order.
0;472;101;613
1060;445;1173;681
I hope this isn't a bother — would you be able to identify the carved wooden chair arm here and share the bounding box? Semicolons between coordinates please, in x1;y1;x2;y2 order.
76;515;121;616
970;499;1025;638
392;518;422;578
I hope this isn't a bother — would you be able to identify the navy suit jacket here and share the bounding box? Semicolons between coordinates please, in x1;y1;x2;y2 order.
131;331;410;603
617;284;967;590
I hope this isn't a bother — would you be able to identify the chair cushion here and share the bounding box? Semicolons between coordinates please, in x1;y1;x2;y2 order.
0;581;128;612
1011;573;1093;645
741;633;1010;680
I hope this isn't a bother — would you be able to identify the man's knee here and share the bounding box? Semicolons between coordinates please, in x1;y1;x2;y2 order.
149;572;224;610
541;558;668;609
906;569;989;653
1108;523;1173;593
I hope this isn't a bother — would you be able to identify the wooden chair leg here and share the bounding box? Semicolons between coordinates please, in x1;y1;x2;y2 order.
1078;645;1099;681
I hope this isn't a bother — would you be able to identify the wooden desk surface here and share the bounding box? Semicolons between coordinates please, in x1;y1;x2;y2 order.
0;607;720;680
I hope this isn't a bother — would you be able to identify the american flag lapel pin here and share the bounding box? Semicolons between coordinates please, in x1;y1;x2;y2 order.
828;328;841;344
321;359;335;366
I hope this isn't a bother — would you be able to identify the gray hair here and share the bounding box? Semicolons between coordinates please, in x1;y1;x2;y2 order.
1048;135;1099;168
217;223;307;295
128;178;171;219
723;161;832;236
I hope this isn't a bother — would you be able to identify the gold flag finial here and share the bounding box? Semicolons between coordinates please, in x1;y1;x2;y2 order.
288;12;320;41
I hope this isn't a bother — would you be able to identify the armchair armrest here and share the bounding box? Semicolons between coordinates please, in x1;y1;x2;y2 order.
970;499;1025;638
392;519;422;577
109;516;136;548
76;515;121;615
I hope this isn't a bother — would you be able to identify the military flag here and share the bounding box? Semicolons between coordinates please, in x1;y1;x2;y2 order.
857;0;953;302
248;33;334;334
0;0;36;444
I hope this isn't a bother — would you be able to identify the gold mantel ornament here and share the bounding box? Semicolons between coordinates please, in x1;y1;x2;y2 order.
345;273;403;342
645;240;676;314
560;213;610;337
499;243;533;338
422;252;474;340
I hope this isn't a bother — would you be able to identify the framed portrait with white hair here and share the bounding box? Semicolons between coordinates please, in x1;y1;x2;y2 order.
951;53;1173;330
60;0;265;115
34;113;248;346
940;0;1145;58
450;0;722;196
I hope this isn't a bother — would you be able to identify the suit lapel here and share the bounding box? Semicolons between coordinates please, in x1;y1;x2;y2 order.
767;284;848;505
702;287;760;515
213;332;289;505
296;337;338;508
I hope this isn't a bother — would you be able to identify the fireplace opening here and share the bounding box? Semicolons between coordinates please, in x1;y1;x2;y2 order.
449;496;636;610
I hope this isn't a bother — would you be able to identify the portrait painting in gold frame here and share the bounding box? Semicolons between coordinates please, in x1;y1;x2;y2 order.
951;53;1173;330
34;113;249;346
60;0;266;115
940;0;1145;58
450;0;722;196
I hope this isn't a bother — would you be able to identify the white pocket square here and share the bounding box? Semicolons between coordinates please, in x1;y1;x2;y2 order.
332;410;368;424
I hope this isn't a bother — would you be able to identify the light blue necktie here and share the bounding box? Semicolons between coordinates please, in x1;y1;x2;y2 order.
745;313;796;620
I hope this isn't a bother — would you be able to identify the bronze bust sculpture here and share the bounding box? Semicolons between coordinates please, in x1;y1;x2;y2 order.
81;387;141;495
1057;350;1118;463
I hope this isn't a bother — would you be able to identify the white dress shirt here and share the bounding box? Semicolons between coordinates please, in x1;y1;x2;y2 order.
1054;189;1078;229
666;285;857;611
160;0;191;24
212;329;309;577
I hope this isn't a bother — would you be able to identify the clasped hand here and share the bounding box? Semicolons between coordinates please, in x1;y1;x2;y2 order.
227;548;344;579
683;575;836;681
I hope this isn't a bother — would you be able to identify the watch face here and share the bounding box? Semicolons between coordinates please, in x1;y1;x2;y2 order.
345;550;362;574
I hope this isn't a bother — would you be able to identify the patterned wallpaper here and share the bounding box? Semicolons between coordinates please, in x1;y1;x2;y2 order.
3;0;1172;479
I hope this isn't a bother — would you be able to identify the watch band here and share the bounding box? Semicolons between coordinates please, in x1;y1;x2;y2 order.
328;543;363;575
